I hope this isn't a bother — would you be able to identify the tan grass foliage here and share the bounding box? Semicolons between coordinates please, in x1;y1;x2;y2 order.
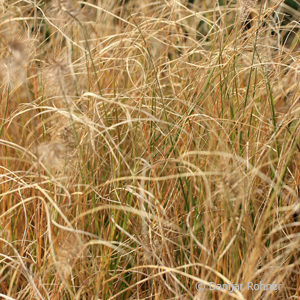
0;0;299;299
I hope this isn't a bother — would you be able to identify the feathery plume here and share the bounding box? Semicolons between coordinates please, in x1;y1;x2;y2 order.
42;55;75;108
36;142;68;173
0;38;34;89
46;0;84;24
240;0;257;30
53;231;85;280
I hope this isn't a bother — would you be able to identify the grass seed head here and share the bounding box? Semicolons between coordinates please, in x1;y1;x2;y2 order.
53;231;85;280
36;142;68;173
46;0;84;25
42;55;74;107
0;38;34;89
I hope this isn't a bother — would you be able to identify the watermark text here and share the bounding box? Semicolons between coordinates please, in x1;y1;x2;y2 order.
196;281;281;292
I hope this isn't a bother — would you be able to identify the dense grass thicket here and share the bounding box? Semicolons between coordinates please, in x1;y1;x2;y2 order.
0;0;299;299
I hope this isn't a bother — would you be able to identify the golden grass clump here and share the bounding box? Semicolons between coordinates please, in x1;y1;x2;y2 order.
0;0;299;299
